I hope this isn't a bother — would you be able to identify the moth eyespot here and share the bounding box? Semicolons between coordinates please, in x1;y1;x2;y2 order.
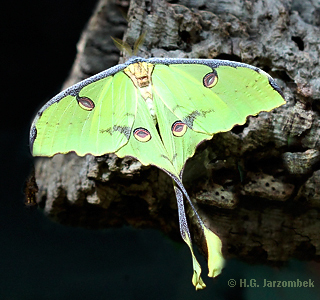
77;97;95;111
203;71;218;88
133;128;151;142
172;121;187;137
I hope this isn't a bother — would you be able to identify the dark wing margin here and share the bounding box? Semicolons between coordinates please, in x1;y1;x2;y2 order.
29;60;134;154
147;57;286;101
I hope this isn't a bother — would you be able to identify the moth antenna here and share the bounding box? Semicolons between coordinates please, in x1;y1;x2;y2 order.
133;32;146;55
111;36;133;57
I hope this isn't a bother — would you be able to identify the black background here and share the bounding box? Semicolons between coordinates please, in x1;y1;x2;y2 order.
2;1;320;299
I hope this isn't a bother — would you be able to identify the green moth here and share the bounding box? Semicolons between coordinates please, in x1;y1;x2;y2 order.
30;57;285;290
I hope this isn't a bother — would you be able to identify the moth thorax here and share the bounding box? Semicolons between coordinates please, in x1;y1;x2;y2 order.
137;76;149;87
124;62;154;88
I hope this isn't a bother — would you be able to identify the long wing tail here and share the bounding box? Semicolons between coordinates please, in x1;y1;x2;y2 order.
164;169;225;290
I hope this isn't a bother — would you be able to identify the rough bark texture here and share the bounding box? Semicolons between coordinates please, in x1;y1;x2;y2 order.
34;0;320;264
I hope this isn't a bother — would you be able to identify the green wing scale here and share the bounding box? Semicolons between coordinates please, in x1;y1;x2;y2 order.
32;70;137;156
152;63;283;134
30;57;286;290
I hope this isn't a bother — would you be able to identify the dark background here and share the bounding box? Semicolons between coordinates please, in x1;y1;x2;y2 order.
2;1;320;299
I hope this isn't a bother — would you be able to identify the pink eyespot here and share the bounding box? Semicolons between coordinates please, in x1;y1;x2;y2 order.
203;71;218;88
77;97;95;111
172;121;187;137
133;128;151;142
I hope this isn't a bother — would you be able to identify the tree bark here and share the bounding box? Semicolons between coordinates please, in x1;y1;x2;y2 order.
34;0;320;263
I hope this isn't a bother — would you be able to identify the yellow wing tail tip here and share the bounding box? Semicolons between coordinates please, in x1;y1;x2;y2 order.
208;257;225;278
193;272;206;290
202;226;225;278
191;258;206;290
207;248;225;278
183;230;207;290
